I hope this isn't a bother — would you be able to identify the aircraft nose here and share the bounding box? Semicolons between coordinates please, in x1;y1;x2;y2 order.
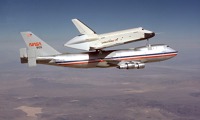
144;32;155;39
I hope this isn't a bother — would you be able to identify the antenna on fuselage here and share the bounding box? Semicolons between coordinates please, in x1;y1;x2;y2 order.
95;49;103;54
146;39;152;50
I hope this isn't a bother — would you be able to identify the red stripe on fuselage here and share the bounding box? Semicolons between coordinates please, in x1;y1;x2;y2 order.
112;52;177;61
57;52;177;66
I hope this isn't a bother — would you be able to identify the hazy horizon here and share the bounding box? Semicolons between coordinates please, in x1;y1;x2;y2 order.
0;0;200;119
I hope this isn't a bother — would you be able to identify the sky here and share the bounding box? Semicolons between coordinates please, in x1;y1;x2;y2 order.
0;2;200;119
0;0;200;73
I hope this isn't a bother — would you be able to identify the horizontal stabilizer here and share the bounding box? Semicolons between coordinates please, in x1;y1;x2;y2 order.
20;48;28;63
72;19;96;35
19;48;37;67
28;57;36;67
27;49;37;67
20;48;27;58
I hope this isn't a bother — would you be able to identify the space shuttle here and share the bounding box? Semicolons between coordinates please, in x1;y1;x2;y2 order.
64;19;155;51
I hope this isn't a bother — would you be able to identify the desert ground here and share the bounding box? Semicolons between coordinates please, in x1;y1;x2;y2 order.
0;63;200;120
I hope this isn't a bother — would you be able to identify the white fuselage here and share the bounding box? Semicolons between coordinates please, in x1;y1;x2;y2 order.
65;27;155;51
37;44;177;69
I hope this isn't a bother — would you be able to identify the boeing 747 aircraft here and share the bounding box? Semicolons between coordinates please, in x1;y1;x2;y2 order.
20;32;177;69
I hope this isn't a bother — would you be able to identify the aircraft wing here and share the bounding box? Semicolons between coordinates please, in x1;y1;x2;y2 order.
105;59;145;69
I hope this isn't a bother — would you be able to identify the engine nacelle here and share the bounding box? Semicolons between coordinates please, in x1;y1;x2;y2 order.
117;63;145;69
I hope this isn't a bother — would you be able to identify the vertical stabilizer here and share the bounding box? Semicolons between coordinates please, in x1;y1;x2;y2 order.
20;32;60;67
20;32;60;57
72;19;96;35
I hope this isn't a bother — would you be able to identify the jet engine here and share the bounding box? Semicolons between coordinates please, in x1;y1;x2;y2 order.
117;62;145;69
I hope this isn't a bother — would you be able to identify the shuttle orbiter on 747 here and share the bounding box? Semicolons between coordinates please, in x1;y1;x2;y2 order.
64;19;155;51
20;32;177;69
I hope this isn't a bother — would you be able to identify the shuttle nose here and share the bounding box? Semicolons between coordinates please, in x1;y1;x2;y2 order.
144;32;155;39
152;32;155;37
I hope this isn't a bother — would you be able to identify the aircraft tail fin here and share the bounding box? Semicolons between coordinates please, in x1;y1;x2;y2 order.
20;32;60;67
72;19;96;35
20;32;60;56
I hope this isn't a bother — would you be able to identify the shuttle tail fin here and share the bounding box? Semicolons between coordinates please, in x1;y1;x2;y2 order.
72;19;96;35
